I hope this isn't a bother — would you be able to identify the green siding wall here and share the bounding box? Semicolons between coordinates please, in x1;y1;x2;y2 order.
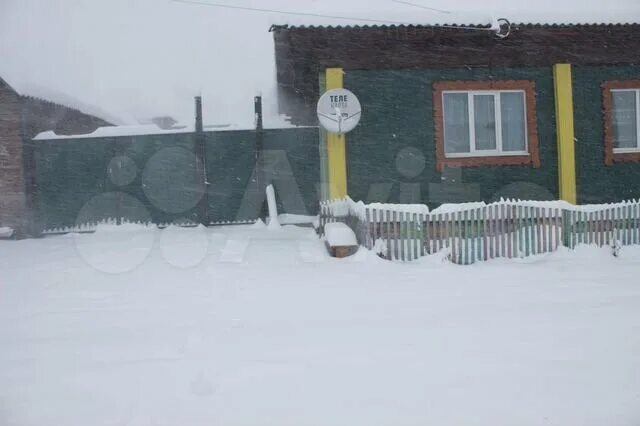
344;68;559;207
573;66;640;204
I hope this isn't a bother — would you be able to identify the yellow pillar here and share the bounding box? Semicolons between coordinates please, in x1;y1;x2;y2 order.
553;64;577;204
325;68;348;199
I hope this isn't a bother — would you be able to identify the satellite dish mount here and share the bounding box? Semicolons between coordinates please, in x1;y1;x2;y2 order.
317;89;362;134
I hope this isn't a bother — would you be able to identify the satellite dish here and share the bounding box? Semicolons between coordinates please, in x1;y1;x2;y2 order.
317;89;362;134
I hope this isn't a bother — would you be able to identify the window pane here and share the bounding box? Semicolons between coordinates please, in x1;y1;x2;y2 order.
501;92;526;152
612;91;638;149
473;95;496;150
443;93;470;154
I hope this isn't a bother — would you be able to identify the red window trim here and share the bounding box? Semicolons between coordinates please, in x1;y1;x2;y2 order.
602;80;640;166
433;80;541;173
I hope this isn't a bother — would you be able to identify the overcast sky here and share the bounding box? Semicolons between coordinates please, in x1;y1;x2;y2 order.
1;0;640;127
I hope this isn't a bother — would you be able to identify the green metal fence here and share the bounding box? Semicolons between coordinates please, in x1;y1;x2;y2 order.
31;127;320;233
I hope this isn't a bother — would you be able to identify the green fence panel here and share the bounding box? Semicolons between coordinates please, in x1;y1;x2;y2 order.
33;138;111;231
34;127;320;230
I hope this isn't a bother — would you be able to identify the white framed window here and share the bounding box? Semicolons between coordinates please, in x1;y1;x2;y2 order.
611;89;640;153
442;90;528;158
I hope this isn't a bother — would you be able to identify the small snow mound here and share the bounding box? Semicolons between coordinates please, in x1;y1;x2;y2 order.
251;219;267;229
324;222;357;247
0;227;14;239
94;223;155;233
278;214;317;225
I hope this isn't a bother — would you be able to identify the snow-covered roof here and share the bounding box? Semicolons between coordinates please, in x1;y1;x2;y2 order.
33;121;316;140
1;74;121;124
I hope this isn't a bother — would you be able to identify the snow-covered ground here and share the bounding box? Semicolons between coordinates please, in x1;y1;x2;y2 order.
1;223;640;425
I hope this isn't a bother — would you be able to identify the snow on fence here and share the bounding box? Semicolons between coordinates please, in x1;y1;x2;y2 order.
318;199;640;264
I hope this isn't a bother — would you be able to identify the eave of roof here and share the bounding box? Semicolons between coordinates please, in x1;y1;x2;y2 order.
270;22;640;31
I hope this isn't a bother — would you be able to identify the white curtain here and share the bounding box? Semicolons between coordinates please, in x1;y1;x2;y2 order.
613;91;638;149
474;94;497;151
501;92;526;152
443;93;470;154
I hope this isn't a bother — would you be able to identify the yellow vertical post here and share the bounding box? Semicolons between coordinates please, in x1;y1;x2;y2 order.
325;68;348;199
553;63;577;204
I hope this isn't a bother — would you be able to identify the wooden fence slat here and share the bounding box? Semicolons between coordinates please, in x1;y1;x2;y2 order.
486;205;492;259
437;213;442;254
449;213;455;262
512;205;518;258
632;203;635;245
396;210;401;260
535;207;542;254
431;213;435;255
444;213;451;260
576;210;582;247
496;204;502;258
633;203;637;245
543;207;549;251
631;202;640;244
456;210;461;263
427;215;433;254
460;210;466;265
538;207;549;253
586;210;592;246
405;212;410;261
516;204;523;257
494;205;499;258
494;204;500;259
419;213;426;257
565;209;571;249
597;209;602;247
413;212;418;260
605;208;610;247
525;206;532;256
503;206;510;259
372;208;379;248
630;204;635;245
632;202;640;244
624;204;630;246
429;215;435;254
480;207;487;261
399;211;405;261
468;209;474;264
475;208;481;263
407;211;412;261
385;209;392;260
456;211;462;264
551;208;560;251
478;208;483;262
548;208;554;253
598;209;604;247
612;207;617;247
364;208;371;249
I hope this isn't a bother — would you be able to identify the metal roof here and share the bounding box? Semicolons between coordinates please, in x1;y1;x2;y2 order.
270;22;640;31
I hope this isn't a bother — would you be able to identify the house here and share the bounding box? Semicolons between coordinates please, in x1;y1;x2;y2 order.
0;76;112;236
271;23;640;206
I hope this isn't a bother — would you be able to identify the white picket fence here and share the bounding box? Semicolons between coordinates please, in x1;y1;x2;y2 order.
319;199;640;264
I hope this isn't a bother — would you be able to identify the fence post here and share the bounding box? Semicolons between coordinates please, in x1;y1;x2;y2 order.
561;209;570;248
194;96;208;225
254;96;266;219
